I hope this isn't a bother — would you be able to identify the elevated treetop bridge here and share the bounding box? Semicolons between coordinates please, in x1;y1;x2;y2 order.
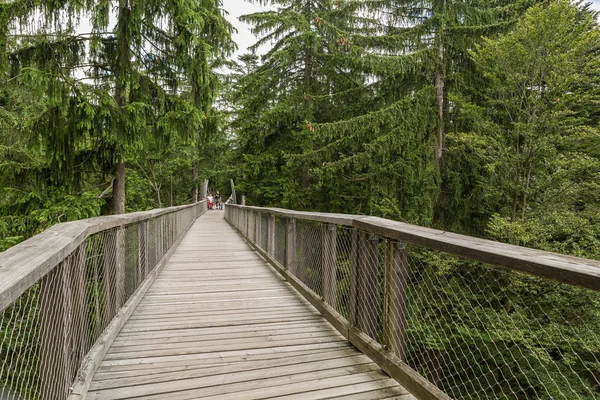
1;197;600;399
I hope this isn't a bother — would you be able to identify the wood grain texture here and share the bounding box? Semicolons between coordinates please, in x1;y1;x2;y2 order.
88;210;413;400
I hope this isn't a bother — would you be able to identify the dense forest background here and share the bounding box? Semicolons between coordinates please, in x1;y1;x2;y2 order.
1;0;600;398
230;0;600;261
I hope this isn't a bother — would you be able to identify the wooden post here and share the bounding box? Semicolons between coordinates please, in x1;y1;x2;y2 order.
139;221;149;280
286;218;297;273
385;240;408;360
114;226;126;310
357;231;379;339
268;215;276;256
40;259;73;399
255;212;262;248
102;232;115;327
322;224;337;306
247;210;254;241
244;209;249;237
349;229;358;326
70;243;87;378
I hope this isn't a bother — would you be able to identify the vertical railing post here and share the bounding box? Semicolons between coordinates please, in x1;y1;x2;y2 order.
114;226;126;310
139;221;149;280
385;240;408;359
322;224;337;306
349;229;358;326
255;212;262;248
70;243;87;374
268;214;276;256
40;257;73;399
249;210;255;242
357;231;379;339
102;231;115;326
286;218;296;273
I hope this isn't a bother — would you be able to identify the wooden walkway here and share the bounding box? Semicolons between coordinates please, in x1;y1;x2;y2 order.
87;210;414;399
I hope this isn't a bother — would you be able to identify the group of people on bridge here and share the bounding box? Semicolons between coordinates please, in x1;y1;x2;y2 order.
207;192;222;210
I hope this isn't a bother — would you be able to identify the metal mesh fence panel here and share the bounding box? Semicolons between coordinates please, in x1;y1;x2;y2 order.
295;220;323;297
0;202;205;400
392;244;600;400
224;205;600;400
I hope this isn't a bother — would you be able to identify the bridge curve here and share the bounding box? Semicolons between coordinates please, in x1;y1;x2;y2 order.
87;211;413;399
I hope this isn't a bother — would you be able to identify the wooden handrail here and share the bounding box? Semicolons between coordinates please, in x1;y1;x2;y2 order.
0;201;206;311
226;204;600;292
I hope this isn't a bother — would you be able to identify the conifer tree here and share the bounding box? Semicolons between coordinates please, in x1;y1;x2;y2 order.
301;0;541;222
231;0;366;208
1;0;234;214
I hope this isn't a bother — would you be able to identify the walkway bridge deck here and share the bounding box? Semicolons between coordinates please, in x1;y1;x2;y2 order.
87;211;413;399
2;200;600;400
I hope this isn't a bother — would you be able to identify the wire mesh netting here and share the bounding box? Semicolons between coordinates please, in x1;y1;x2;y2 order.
225;205;600;400
0;203;205;400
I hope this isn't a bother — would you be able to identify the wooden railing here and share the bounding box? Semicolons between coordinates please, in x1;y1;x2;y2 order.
0;201;207;400
225;204;600;400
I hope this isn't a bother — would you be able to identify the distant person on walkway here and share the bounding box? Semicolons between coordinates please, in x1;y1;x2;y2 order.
215;192;222;210
207;193;214;210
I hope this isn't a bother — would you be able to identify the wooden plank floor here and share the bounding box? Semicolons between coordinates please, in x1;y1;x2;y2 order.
87;210;414;400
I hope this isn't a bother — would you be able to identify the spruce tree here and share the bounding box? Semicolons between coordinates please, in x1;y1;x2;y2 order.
231;0;366;209
1;0;234;214
302;0;541;223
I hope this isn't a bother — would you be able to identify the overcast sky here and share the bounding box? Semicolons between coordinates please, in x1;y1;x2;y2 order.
222;0;600;60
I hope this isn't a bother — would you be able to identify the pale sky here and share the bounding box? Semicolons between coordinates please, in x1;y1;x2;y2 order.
222;0;272;59
222;0;600;61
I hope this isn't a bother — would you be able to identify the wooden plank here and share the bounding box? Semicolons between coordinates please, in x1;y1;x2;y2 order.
88;211;412;400
230;205;600;291
91;352;369;390
322;223;338;306
272;379;412;400
354;216;600;291
227;204;358;226
87;363;384;400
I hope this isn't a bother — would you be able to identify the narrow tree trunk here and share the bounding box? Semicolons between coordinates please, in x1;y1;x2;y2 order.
434;48;445;167
170;175;173;207
434;0;447;168
111;0;129;215
112;162;126;214
192;163;199;202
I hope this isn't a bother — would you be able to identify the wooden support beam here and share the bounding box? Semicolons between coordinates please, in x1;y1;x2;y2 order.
255;212;262;250
357;231;379;340
385;240;408;361
40;258;72;400
268;215;276;256
322;224;337;307
286;219;296;274
349;229;358;326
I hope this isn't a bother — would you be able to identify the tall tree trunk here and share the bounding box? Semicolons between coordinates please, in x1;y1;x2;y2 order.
192;163;199;202
434;0;447;168
111;0;130;215
170;175;173;207
301;0;313;191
